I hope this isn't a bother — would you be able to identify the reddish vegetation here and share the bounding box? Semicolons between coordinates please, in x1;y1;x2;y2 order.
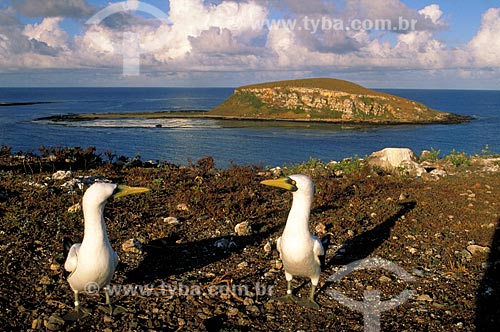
0;148;498;331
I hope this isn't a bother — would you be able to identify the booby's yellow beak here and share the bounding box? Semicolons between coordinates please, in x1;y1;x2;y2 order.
112;185;149;199
261;177;298;192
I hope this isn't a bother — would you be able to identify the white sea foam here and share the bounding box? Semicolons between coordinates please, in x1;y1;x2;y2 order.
55;118;221;129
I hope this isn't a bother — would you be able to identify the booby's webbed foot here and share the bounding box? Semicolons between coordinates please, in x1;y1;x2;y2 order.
63;306;91;321
98;304;127;316
297;297;320;310
274;293;300;304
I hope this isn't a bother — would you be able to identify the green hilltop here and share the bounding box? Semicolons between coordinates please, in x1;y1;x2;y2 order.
208;78;470;124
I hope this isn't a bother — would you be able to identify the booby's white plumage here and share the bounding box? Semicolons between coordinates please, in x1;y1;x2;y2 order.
63;182;149;320
65;183;119;293
261;174;324;309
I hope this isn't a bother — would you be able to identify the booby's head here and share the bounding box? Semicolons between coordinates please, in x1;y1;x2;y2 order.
261;174;314;197
83;182;149;209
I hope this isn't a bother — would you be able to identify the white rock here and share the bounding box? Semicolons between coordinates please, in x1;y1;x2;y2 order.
234;221;252;236
367;148;426;176
163;216;179;224
368;148;417;168
52;170;73;181
430;169;448;177
263;240;272;253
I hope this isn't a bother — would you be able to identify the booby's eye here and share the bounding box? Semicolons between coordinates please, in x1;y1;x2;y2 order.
291;180;296;186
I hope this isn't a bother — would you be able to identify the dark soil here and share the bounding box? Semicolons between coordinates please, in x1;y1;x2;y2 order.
0;152;499;331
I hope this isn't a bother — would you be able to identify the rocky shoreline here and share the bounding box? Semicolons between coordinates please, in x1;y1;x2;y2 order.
0;146;499;331
37;110;472;125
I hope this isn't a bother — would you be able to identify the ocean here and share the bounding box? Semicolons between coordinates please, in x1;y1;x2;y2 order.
0;87;499;168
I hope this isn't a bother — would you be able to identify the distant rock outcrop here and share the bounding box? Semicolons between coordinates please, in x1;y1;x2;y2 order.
209;78;471;124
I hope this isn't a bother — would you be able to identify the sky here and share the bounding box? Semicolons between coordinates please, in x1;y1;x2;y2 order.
0;0;499;89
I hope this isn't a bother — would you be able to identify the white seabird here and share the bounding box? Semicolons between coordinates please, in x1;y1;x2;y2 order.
261;174;324;309
63;182;149;320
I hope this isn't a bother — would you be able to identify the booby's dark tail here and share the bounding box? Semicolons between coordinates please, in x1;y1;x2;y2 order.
320;234;331;269
63;237;73;258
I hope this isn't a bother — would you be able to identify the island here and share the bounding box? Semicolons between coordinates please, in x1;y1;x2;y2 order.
36;78;471;124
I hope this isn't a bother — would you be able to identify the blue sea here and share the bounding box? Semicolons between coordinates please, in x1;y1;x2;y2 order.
0;87;499;168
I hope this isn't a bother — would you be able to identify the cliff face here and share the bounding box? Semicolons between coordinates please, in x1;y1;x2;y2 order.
209;78;470;123
236;86;399;121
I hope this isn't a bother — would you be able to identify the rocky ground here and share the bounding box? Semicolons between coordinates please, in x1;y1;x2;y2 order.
0;147;499;331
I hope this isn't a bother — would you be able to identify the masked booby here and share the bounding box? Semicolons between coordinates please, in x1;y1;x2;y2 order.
261;174;324;309
63;183;149;320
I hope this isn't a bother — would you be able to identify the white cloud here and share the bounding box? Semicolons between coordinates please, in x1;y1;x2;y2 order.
468;8;500;67
1;1;500;88
23;17;68;49
418;4;444;26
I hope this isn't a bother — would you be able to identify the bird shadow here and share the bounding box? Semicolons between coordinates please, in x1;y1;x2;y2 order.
126;221;283;284
319;200;416;288
475;217;500;331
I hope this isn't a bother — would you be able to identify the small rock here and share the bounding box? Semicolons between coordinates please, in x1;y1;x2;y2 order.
67;203;81;213
399;192;410;201
429;169;447;177
40;275;52;285
50;263;61;271
176;203;189;211
467;244;490;256
270;167;282;176
103;315;113;323
315;222;326;235
347;229;355;237
417;294;433;302
407;247;418;254
122;238;143;254
234;221;252;236
44;315;65;331
237;261;249;269
263;240;272;253
227;307;239;317
379;275;392;283
32;318;42;329
275;260;283;270
52;170;73;181
246;304;260;314
163;216;179;224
